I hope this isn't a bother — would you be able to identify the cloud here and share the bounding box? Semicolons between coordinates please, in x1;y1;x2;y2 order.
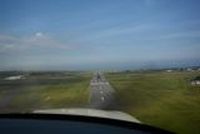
0;33;74;53
76;24;152;42
155;30;200;40
35;32;43;37
144;0;156;6
0;35;21;52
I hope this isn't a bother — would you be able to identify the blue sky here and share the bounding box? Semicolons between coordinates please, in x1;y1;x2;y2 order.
0;0;200;70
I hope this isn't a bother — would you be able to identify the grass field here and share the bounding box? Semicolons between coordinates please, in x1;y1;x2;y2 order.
106;71;200;134
0;71;91;113
1;70;200;133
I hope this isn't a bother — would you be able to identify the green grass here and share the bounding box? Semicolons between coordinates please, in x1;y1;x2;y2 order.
106;71;200;134
0;71;91;112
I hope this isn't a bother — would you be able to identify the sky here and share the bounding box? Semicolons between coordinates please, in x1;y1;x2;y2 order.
0;0;200;70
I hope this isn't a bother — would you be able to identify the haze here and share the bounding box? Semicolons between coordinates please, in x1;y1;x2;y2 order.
0;0;200;70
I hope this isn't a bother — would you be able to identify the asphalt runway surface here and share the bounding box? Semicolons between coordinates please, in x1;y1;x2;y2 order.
89;72;116;109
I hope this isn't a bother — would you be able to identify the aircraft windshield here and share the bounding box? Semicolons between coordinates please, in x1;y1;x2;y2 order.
0;0;200;134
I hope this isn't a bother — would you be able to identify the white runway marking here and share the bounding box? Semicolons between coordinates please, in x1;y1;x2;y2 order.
90;72;115;109
101;96;105;101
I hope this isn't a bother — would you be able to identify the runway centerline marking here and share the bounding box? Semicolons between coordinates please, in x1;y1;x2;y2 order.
101;96;105;101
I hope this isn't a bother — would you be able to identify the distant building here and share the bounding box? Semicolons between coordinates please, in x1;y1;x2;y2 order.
166;69;172;73
5;75;25;80
191;76;200;86
191;80;200;86
187;68;193;72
